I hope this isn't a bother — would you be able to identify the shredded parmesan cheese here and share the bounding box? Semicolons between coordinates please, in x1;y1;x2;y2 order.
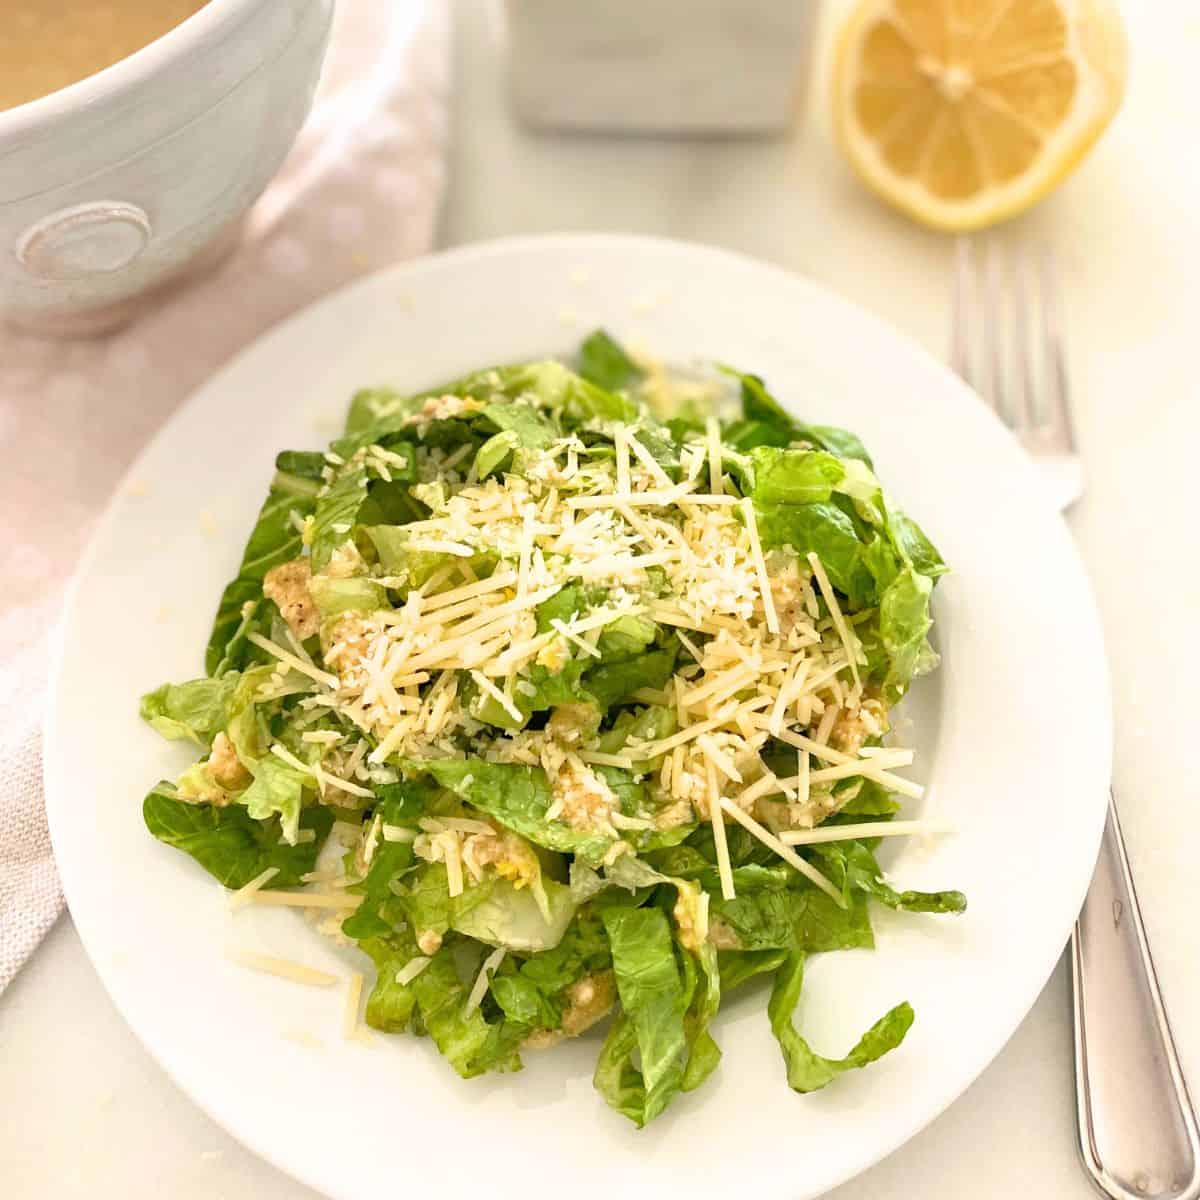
343;971;364;1039
396;957;431;985
464;947;506;1015
806;552;862;693
247;632;339;688
706;760;735;901
229;950;339;987
780;820;951;846
718;799;843;904
244;891;362;910
228;866;279;910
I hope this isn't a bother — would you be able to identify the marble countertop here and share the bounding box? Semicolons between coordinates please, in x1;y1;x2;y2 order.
5;2;1198;1197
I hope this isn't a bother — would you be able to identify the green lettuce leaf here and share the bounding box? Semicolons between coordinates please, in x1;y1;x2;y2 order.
753;500;872;603
768;951;913;1092
480;399;558;451
440;360;638;426
364;525;496;591
584;648;677;709
709;884;874;953
309;465;368;572
343;387;421;437
888;511;947;580
393;862;455;941
409;947;525;1078
406;760;615;864
719;948;790;992
341;780;435;939
579;330;643;392
241;755;309;845
451;876;578;953
205;451;325;675
142;784;332;888
879;565;935;690
598;906;690;1125
139;675;240;746
491;907;613;1029
749;447;845;506
307;575;388;619
360;932;420;1032
810;838;967;915
724;369;874;466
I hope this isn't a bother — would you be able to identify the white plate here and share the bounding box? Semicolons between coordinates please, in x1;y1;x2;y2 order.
45;235;1111;1200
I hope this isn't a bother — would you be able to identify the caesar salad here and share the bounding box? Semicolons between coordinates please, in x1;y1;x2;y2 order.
139;330;962;1126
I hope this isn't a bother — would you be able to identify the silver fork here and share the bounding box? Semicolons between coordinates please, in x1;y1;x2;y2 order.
952;238;1200;1200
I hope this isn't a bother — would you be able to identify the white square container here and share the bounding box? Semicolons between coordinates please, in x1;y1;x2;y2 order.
504;0;821;134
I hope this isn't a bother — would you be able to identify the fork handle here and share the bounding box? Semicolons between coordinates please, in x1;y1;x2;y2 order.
1072;796;1200;1200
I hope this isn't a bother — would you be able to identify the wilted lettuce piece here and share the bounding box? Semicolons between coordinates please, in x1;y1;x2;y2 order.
205;450;325;675
768;951;913;1092
241;755;308;845
407;759;616;865
409;948;526;1077
308;574;387;618
142;784;332;888
593;1015;647;1124
140;675;240;746
579;329;644;393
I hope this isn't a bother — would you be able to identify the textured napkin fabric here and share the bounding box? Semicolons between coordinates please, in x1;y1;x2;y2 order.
0;0;450;994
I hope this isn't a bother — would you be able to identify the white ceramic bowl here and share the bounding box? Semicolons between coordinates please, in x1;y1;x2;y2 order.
0;0;333;335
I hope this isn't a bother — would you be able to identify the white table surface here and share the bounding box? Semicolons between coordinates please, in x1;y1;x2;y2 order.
5;2;1198;1197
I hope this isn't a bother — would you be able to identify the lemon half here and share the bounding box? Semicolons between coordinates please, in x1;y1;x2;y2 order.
832;0;1128;231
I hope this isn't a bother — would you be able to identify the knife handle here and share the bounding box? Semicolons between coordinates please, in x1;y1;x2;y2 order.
1072;796;1200;1200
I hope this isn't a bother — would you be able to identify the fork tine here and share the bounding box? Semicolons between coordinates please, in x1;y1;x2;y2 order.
1039;246;1078;450
951;236;974;386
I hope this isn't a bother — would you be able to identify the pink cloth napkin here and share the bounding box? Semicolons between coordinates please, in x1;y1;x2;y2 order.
0;0;450;993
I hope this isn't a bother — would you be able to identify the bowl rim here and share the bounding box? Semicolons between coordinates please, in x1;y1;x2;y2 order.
0;0;262;140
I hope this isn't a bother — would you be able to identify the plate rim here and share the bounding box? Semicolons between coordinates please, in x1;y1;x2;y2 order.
44;231;1112;1199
